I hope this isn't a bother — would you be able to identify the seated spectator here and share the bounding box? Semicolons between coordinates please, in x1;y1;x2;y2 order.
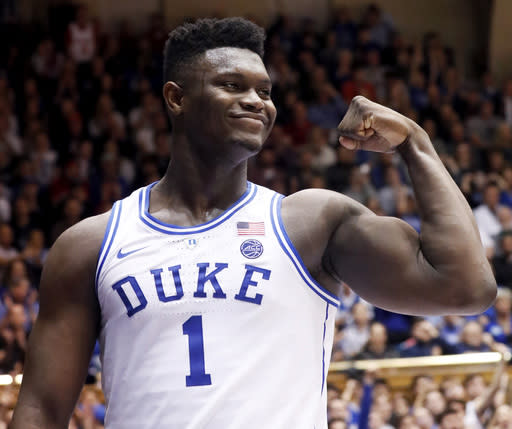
484;287;512;344
438;315;465;347
473;181;506;254
336;302;372;359
374;307;413;345
412;407;435;429
466;100;502;147
0;224;17;278
378;166;412;215
340;66;376;103
455;320;509;354
492;231;512;287
1;258;30;290
342;166;377;206
355;322;399;360
396;193;420;232
20;229;47;283
398;319;443;357
0;277;38;333
438;409;464;429
282;101;313;146
50;197;84;243
0;304;27;372
326;146;356;192
422;390;447;423
307;83;347;129
307;127;337;173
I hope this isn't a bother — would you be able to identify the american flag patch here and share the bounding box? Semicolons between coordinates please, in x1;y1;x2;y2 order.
237;221;265;236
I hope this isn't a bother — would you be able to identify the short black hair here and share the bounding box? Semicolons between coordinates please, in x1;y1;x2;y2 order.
163;17;265;84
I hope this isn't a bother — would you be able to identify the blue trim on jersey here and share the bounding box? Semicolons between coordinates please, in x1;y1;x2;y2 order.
138;181;257;235
270;194;340;307
95;201;123;293
321;302;329;394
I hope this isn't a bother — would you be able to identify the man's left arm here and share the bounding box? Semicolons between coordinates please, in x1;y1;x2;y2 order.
314;97;495;315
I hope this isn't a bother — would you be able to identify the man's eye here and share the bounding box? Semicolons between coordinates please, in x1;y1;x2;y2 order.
224;82;239;89
259;89;271;97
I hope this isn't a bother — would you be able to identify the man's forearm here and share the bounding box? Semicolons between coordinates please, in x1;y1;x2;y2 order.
10;404;63;429
397;124;496;310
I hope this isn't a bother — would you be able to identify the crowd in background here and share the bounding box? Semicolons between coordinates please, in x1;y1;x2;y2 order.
1;2;512;428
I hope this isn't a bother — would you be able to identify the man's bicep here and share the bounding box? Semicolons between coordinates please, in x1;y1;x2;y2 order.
12;217;104;428
325;212;442;314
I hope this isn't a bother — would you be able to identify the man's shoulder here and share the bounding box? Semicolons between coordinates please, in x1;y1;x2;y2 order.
50;210;112;268
283;188;366;219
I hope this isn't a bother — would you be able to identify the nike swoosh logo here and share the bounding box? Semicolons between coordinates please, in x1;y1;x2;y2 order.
117;246;146;259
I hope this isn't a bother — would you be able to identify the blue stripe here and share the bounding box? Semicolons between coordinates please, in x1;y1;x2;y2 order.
321;302;329;394
95;201;122;293
95;202;117;291
138;182;257;235
270;194;340;307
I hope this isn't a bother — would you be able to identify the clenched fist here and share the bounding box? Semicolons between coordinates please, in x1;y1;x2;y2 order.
337;95;414;152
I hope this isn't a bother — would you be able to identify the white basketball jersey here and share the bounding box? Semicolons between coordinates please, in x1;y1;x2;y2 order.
96;182;340;428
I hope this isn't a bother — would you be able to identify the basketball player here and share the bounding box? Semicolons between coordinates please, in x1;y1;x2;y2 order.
12;18;496;428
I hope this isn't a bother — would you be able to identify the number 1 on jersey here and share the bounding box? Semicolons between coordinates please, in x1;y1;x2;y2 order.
182;315;212;387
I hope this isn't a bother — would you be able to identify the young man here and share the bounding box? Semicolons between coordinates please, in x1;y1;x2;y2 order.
12;18;496;428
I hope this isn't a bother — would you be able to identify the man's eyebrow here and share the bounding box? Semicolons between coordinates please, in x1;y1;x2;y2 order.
216;72;271;85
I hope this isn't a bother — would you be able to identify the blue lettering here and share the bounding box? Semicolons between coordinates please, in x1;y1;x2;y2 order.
151;265;184;302
194;263;228;299
112;276;148;317
234;264;270;305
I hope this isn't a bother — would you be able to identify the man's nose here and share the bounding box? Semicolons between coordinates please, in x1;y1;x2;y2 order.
240;89;264;111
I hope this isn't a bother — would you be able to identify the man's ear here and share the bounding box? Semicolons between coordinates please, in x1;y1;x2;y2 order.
163;81;184;115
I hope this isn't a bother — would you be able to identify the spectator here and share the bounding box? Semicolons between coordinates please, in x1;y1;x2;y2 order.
0;224;17;276
466;100;503;147
336;302;372;359
20;229;47;282
342;166;377;206
283;101;313;146
66;4;97;66
438;409;464;429
473;181;505;254
307;83;347;129
355;322;399;360
399;319;443;357
50;197;83;243
455;320;492;353
493;231;512;287
378;166;411;215
484;288;512;345
308;127;337;173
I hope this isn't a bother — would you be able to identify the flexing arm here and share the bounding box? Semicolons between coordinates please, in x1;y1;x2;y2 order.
10;214;108;429
283;96;496;315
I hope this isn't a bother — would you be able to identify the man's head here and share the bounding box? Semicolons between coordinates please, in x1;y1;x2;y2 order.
461;321;483;347
463;373;486;399
495;287;512;315
424;390;446;418
368;322;387;351
0;223;13;248
162;18;276;159
483;181;500;209
438;409;464;429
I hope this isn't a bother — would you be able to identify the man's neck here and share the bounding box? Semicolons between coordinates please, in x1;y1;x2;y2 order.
151;137;250;225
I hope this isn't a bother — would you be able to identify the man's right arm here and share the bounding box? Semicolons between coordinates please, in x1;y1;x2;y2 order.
10;212;110;429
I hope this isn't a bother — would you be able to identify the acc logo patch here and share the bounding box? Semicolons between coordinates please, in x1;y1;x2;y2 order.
240;239;264;259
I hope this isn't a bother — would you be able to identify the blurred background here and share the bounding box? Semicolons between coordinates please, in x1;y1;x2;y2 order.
2;1;512;428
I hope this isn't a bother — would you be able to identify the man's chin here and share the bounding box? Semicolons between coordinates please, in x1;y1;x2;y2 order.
231;135;265;155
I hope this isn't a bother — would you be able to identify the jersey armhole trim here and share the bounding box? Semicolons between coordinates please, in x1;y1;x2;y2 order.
270;194;340;307
95;200;122;294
